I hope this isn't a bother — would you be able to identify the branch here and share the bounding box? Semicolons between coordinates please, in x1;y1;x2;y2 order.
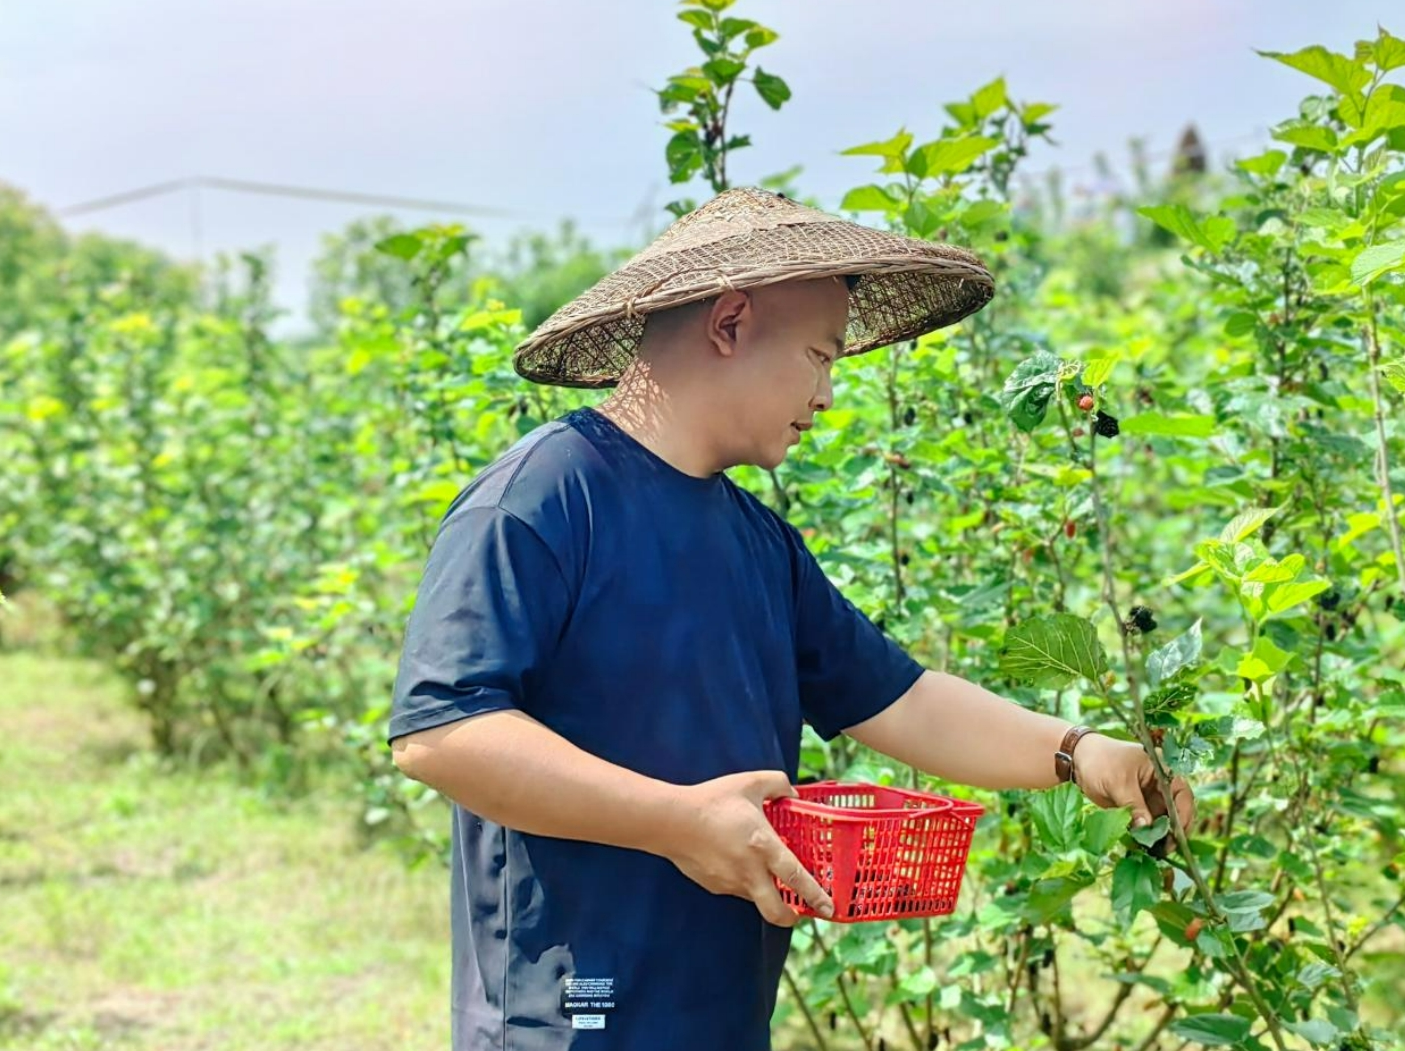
810;922;874;1051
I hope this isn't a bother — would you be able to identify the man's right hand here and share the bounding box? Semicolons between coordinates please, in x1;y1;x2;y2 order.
662;770;834;927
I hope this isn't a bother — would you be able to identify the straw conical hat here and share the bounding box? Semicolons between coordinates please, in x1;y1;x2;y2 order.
513;186;995;388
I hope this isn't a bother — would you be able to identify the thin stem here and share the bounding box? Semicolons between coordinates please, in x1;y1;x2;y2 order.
810;922;875;1051
1082;409;1290;1051
783;965;831;1051
1345;891;1404;962
1212;743;1242;894
1133;1002;1179;1051
1363;302;1405;595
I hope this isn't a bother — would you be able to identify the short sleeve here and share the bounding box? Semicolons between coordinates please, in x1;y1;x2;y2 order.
387;506;573;745
790;530;925;741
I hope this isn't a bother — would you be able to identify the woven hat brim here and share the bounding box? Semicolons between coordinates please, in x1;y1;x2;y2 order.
513;217;994;389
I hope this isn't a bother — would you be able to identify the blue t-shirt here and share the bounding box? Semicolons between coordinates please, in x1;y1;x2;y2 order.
389;406;924;1050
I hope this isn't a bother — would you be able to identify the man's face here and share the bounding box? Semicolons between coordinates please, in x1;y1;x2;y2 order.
721;277;848;470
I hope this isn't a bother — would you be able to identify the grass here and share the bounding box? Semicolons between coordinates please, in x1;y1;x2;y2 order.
0;648;451;1051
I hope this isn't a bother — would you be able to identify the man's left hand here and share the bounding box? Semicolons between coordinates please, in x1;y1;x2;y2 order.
1071;733;1196;840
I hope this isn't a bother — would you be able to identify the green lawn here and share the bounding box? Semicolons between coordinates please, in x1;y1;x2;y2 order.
0;649;450;1051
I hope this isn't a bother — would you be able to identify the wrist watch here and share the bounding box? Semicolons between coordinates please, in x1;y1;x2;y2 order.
1054;725;1097;786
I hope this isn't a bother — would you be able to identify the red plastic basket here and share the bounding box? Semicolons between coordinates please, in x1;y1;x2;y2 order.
764;781;983;923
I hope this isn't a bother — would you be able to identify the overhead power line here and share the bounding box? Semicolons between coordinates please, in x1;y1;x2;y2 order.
57;175;634;226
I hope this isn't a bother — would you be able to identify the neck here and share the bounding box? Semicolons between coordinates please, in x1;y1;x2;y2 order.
596;362;724;478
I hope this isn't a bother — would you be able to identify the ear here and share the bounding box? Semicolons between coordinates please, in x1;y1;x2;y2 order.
706;289;751;359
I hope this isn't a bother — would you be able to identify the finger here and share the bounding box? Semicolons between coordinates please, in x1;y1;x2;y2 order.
749;770;797;802
750;879;800;928
768;841;833;919
1128;788;1155;830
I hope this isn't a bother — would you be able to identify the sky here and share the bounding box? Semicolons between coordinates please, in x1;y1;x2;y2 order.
1;1;1397;330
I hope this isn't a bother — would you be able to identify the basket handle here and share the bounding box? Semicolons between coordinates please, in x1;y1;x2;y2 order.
769;795;957;821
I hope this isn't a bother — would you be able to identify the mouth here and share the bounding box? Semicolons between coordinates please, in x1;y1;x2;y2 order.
791;422;813;434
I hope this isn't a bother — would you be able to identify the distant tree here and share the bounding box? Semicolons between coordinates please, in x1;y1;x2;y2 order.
307;215;422;334
1172;123;1208;175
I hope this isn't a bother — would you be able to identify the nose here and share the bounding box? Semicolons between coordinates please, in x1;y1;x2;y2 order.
811;369;834;413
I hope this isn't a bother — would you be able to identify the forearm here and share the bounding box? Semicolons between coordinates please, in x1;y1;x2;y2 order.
391;710;684;855
847;670;1073;790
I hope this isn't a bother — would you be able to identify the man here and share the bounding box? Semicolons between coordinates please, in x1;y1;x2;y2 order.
388;187;1194;1050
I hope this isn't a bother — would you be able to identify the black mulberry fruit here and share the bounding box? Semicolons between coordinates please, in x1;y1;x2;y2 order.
1093;411;1120;438
904;406;916;426
1315;587;1342;611
1127;605;1157;633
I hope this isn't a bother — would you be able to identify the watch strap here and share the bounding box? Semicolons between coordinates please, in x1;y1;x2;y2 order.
1054;725;1096;785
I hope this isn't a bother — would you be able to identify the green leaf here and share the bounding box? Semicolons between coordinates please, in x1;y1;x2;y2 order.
1272;120;1340;152
702;57;746;85
1170;1013;1253;1046
1119;413;1216;438
1286;1019;1339;1046
840;185;899;213
1264;578;1331;617
1369;28;1405;71
1111;853;1161;923
959;198;1006;230
409;479;463;507
1297;960;1342;990
1083;807;1131;856
1353;86;1405;142
1381;360;1405;394
887;965;938;1003
1028;782;1082;852
1022;101;1057;123
944;100;978;128
744;26;778;49
665;129;704;182
1082;356;1118;388
996;350;1063;433
374;233;423;260
971;77;1007;119
716;16;753;38
841;129;913;161
998;613;1109;689
752;68;790;110
1136;205;1234;253
903;199;942;239
1236;635;1294;682
657;82;701;108
1024;876;1092;924
913;135;1000;178
1235;149;1287;176
1146;619;1203;688
677;9;712;29
1150;901;1199;945
1219;506;1282;543
1224;312;1258;337
1257;45;1371;95
1351;240;1405;285
1218;889;1275;911
1129;816;1169;847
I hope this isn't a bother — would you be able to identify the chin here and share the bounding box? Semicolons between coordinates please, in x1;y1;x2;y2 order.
760;447;789;470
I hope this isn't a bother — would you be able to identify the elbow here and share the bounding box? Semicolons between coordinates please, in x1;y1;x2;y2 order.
391;735;426;780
